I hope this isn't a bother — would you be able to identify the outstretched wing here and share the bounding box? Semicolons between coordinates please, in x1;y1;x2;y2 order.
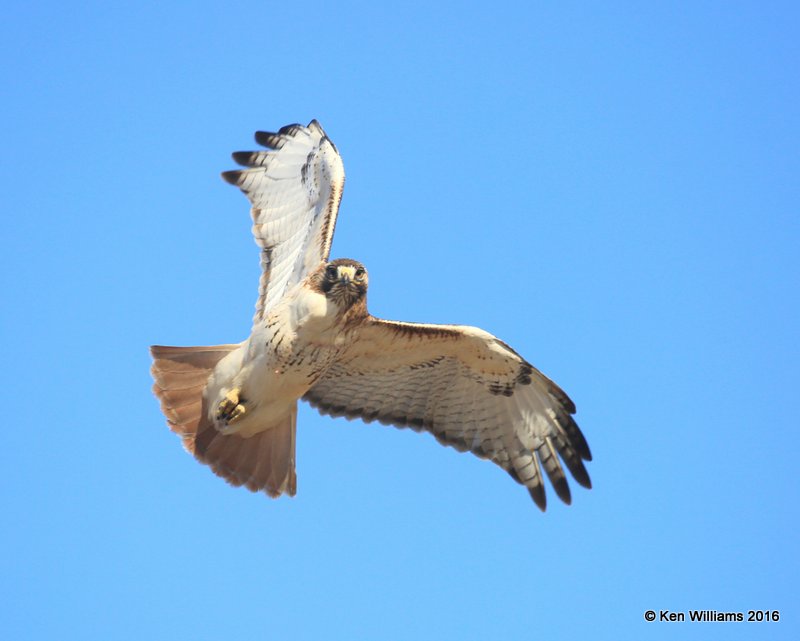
303;318;592;510
221;120;345;322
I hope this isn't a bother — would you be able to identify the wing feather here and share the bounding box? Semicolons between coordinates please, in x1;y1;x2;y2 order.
304;318;592;510
222;120;345;322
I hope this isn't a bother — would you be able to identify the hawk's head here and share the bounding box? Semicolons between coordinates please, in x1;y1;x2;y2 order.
318;258;368;309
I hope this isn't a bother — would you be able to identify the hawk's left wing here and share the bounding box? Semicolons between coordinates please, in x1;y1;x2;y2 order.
303;318;592;510
222;120;345;322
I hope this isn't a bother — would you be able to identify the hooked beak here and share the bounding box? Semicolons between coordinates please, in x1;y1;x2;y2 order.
337;265;356;285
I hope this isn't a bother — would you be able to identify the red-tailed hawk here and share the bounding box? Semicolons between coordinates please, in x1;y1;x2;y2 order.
151;120;591;510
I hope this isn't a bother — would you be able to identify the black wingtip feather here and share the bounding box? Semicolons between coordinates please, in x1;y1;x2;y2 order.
562;455;592;489
552;479;572;505
255;131;282;149
528;485;547;511
558;413;591;461
278;123;303;136
231;151;255;167
220;170;241;185
569;420;593;461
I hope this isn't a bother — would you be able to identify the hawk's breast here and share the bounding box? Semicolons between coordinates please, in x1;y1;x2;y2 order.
248;284;350;398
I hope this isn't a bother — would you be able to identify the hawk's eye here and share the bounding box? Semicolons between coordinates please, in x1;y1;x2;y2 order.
355;267;365;279
325;265;338;279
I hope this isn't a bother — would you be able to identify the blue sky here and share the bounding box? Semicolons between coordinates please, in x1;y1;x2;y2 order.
2;2;798;639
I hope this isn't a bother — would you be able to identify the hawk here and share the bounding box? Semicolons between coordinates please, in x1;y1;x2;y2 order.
150;120;591;510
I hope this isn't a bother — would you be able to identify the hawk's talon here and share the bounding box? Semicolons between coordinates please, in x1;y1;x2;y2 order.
217;388;247;424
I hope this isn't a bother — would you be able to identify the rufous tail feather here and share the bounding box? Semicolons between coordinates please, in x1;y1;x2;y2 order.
150;344;297;497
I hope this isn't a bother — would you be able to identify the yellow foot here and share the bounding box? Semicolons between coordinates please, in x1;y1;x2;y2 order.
217;388;247;424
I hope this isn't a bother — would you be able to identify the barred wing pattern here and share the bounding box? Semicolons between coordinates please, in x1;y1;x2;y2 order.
222;120;345;322
304;319;592;510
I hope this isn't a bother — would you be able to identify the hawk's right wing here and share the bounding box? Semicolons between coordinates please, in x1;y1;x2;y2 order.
222;120;345;322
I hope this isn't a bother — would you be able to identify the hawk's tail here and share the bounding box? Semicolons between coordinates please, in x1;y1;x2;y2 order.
150;345;238;449
149;344;297;498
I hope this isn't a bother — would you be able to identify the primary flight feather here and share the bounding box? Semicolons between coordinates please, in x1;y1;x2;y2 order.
150;120;592;510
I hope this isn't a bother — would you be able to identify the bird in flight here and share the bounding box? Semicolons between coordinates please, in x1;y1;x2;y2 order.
150;120;592;510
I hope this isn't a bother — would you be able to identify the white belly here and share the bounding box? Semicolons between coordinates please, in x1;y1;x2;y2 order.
205;285;346;437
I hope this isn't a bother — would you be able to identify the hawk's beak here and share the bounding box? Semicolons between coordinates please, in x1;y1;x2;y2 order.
338;266;356;285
